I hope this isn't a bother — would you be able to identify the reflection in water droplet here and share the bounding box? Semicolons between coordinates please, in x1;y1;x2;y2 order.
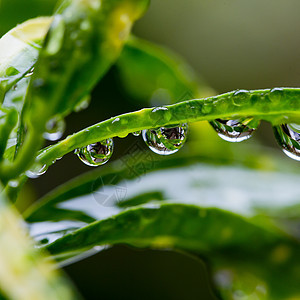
43;117;65;141
210;118;258;142
142;124;188;155
75;139;114;166
26;164;48;178
132;131;141;137
273;123;300;161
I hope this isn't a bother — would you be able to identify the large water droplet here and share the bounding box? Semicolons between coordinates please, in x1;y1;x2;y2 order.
273;123;300;161
26;164;48;178
75;139;114;166
210;118;258;142
43;117;65;141
142;124;188;155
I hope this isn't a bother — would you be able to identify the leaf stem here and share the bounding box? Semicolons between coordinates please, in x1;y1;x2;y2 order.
37;88;300;167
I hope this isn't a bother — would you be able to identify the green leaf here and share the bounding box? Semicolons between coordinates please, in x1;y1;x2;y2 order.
25;0;150;129
24;143;300;299
0;0;56;37
0;0;150;181
0;17;52;101
0;185;80;300
36;87;300;168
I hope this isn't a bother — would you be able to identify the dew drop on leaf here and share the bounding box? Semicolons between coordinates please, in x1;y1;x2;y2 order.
210;118;258;142
142;124;188;155
74;95;91;112
273;123;300;161
132;131;141;137
232;89;250;106
75;139;114;166
26;164;48;179
43;117;65;141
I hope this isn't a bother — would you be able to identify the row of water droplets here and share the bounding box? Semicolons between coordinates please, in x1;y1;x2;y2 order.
211;118;300;161
24;87;300;176
75;124;189;167
26;119;300;176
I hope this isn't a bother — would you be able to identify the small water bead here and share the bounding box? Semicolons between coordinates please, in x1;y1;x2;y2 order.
210;118;258;142
75;139;114;166
74;95;91;112
132;131;141;137
8;180;19;188
150;107;172;123
232;90;250;106
25;67;35;78
273;123;300;161
43;117;65;141
26;164;48;179
269;88;283;103
142;124;188;155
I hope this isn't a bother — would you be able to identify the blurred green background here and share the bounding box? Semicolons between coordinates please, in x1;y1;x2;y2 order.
1;0;300;299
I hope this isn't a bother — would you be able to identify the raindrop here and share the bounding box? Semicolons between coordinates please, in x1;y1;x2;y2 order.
273;123;300;161
26;164;48;179
142;124;188;155
232;89;250;106
74;95;91;112
8;180;19;188
132;131;141;137
43;117;65;141
210;118;258;142
269;88;283;103
75;139;114;166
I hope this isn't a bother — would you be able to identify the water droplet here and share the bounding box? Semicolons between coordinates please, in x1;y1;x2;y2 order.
233;89;250;106
74;95;91;112
43;117;65;141
132;131;141;137
201;103;213;114
26;164;48;178
269;88;283;103
112;117;120;124
273;123;300;161
25;67;35;78
210;118;258;142
150;107;172;124
8;180;19;188
76;139;114;166
142;124;188;155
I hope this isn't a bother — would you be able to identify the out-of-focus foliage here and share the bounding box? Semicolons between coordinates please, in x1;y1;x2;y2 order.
25;141;300;300
0;0;56;37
